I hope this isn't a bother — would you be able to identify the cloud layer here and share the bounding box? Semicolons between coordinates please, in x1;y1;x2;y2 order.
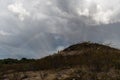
8;2;30;21
0;0;120;58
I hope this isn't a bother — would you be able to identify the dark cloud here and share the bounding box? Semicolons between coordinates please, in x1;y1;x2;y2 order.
0;0;120;59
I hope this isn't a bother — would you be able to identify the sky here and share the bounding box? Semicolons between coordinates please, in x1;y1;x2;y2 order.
0;0;120;59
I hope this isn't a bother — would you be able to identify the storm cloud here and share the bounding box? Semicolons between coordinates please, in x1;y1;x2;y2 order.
0;0;120;59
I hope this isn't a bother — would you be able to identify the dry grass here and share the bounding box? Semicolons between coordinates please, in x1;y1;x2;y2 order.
0;42;120;79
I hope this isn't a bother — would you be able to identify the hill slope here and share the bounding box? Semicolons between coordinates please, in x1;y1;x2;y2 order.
0;42;120;80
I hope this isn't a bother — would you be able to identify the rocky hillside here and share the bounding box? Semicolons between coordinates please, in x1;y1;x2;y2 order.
0;42;120;80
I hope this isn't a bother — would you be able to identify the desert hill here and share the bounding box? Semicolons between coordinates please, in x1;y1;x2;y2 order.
0;42;120;80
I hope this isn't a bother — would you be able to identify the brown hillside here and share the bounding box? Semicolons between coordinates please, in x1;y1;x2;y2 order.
0;42;120;80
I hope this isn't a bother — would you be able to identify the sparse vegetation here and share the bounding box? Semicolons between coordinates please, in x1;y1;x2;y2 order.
0;42;120;79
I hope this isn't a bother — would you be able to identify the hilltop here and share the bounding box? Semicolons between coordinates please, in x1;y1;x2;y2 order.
61;42;119;55
63;42;118;51
0;42;120;80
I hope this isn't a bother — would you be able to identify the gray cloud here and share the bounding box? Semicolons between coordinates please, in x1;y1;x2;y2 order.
0;0;120;59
